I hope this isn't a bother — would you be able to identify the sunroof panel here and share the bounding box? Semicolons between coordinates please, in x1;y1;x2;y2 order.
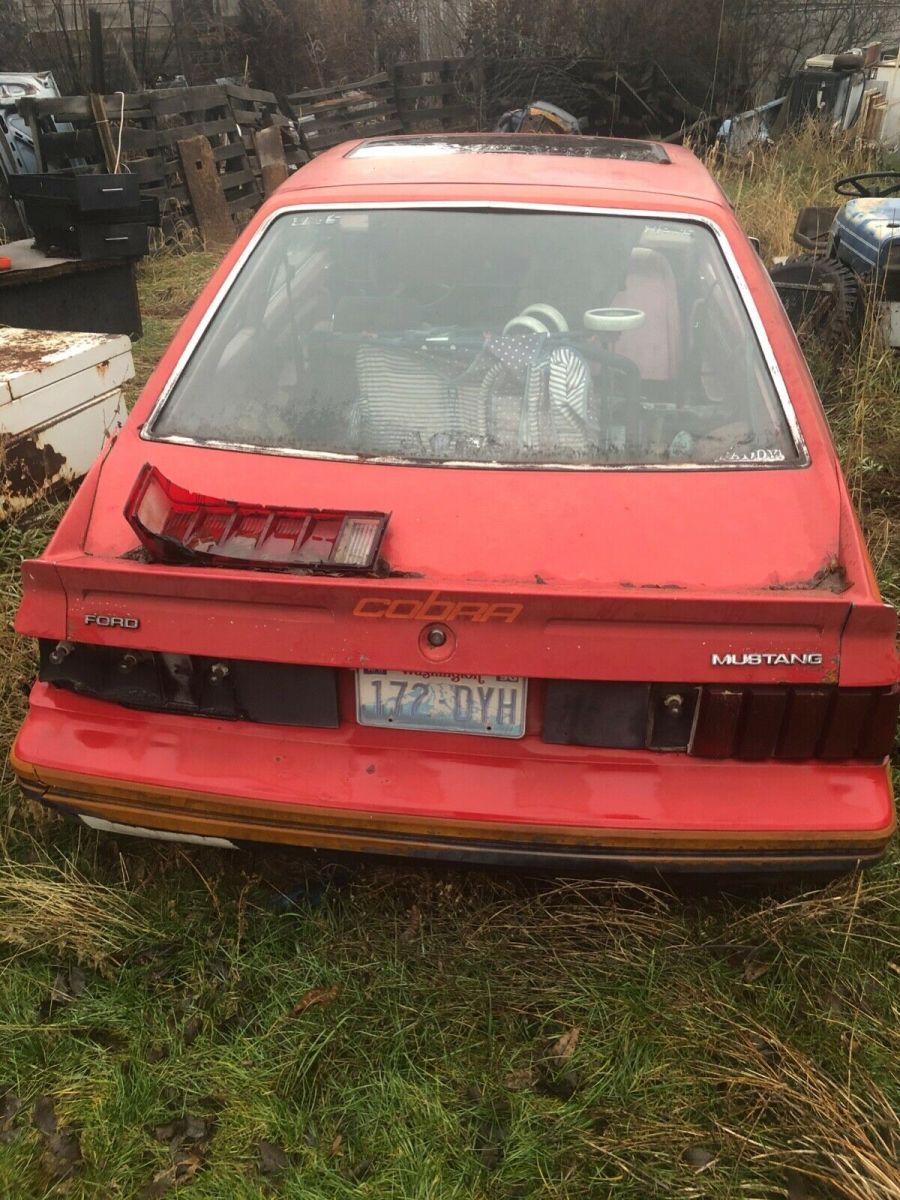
348;135;670;163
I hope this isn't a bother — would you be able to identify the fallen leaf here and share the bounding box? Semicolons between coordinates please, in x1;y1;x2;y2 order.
501;1068;537;1092
32;1096;58;1136
548;1026;580;1062
786;1167;817;1200
536;1068;579;1100
37;965;87;1021
823;989;845;1017
742;954;773;983
0;1089;20;1130
73;1026;124;1052
64;966;87;998
41;1130;82;1181
346;1156;374;1182
0;1089;20;1144
257;1139;289;1175
154;1121;179;1144
292;984;340;1016
269;881;326;912
153;1115;209;1147
399;905;421;944
330;1133;343;1157
681;1144;716;1171
182;1115;208;1141
139;1151;203;1199
182;1016;202;1046
473;1119;506;1170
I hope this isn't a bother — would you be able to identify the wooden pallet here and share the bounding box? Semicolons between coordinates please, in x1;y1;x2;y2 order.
219;81;309;178
17;85;263;232
287;72;404;152
149;86;260;221
393;58;482;131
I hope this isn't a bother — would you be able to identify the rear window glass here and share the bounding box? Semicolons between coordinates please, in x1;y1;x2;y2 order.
150;209;800;468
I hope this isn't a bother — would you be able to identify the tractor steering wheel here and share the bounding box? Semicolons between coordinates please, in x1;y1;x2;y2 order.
834;172;900;198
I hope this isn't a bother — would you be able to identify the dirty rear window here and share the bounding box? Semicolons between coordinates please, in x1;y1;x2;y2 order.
149;209;800;468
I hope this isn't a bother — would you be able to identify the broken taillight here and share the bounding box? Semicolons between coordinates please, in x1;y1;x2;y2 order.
542;680;899;762
125;465;388;572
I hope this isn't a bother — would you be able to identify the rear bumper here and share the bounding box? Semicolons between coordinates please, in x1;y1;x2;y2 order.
11;684;897;872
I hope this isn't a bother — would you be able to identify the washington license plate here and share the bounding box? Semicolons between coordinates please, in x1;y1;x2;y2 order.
356;670;527;738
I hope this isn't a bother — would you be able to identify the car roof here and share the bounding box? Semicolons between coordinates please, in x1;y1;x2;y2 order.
277;133;728;209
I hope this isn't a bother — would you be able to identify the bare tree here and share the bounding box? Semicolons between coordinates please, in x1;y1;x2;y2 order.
740;0;894;93
1;0;33;70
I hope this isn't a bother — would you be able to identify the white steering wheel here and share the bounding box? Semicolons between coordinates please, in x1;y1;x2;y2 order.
584;307;646;332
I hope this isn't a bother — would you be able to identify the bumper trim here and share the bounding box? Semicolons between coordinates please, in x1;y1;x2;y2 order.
13;753;893;873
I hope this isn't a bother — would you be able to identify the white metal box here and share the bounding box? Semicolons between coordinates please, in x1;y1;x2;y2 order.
0;325;132;518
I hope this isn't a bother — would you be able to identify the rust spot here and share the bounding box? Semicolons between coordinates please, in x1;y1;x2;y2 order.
767;559;850;594
96;359;110;377
0;433;67;496
0;327;90;376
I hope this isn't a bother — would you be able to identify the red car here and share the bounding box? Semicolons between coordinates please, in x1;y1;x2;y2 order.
12;134;899;872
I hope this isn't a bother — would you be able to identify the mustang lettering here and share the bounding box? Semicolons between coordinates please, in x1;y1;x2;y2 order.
712;653;824;666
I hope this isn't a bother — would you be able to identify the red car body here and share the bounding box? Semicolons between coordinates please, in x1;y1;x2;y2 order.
11;134;899;871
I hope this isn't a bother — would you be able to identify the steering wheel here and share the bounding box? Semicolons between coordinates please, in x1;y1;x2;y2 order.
834;172;900;198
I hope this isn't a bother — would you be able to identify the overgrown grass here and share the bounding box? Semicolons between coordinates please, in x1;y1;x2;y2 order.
0;139;898;1198
714;124;900;610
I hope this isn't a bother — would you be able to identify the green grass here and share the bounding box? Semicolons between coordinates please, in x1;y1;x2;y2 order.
1;145;899;1198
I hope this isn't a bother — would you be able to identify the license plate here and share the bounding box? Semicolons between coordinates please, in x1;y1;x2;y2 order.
356;670;527;738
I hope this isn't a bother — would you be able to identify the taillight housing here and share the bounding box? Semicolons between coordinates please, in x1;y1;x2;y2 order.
39;640;340;728
543;681;899;762
125;464;389;572
692;684;899;761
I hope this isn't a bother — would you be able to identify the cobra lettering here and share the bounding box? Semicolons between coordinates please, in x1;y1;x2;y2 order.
353;592;523;624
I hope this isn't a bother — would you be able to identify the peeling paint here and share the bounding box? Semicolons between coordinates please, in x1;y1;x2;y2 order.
768;559;850;594
0;324;133;519
0;326;114;382
0;432;67;494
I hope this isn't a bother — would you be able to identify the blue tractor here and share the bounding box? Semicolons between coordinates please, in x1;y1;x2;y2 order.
770;172;900;349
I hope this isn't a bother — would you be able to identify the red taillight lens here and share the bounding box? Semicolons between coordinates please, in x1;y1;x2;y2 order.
691;684;899;762
690;687;743;758
125;465;388;572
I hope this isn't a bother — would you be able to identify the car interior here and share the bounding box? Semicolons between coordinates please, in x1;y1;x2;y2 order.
151;209;799;467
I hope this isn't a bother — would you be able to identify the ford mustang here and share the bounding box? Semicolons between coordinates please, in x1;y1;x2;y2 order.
11;134;899;871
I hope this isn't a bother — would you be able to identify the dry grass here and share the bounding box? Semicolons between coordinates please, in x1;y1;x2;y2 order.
707;121;874;260
716;126;900;610
124;241;224;408
704;1023;900;1200
0;859;161;968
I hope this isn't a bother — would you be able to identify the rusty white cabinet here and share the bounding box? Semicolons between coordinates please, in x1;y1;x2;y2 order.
0;325;133;518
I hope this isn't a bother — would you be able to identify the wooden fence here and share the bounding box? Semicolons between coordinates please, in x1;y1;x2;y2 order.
287;72;404;153
17;82;308;236
393;58;483;131
11;55;706;240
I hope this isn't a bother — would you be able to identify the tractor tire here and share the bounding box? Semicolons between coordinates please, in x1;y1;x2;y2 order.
769;256;859;347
